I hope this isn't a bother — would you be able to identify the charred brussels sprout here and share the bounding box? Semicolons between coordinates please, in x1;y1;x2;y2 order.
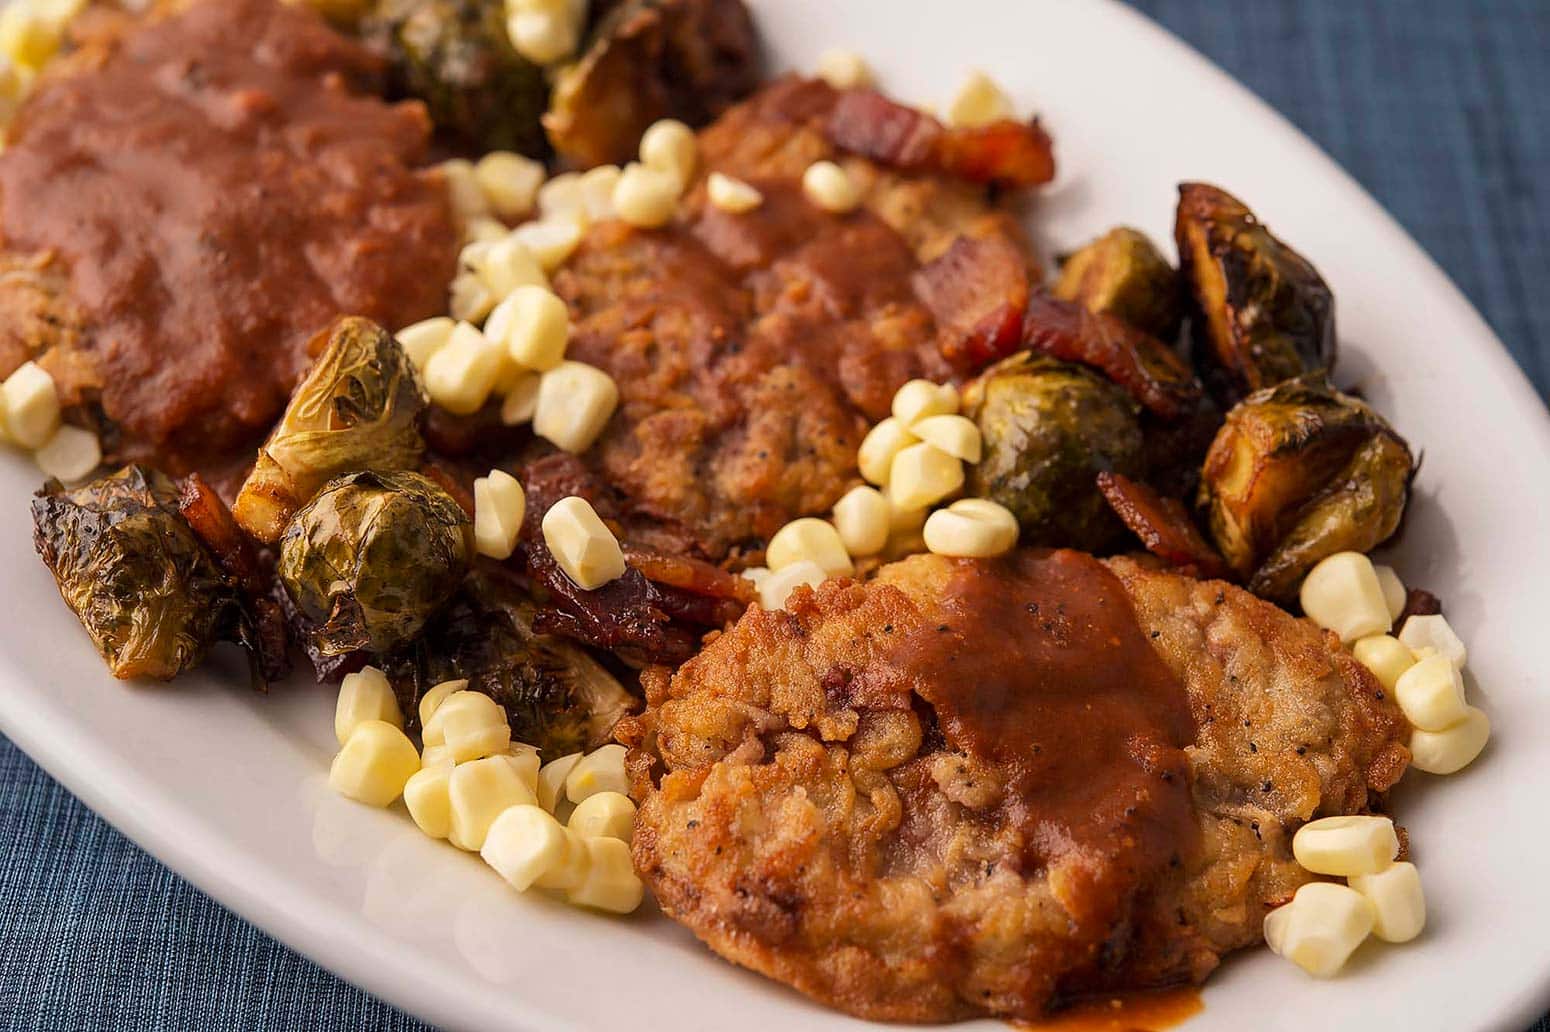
1176;182;1335;398
32;466;249;681
363;0;550;155
1199;375;1414;603
544;0;761;168
964;352;1145;550
383;570;634;756
1053;227;1182;341
235;318;426;544
278;470;472;656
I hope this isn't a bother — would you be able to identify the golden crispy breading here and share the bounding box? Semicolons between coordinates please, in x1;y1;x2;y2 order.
621;551;1409;1022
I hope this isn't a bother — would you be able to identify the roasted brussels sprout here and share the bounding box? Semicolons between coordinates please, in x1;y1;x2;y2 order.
1199;375;1414;602
32;466;251;681
278;470;473;656
964;352;1144;550
362;0;550;155
1053;227;1182;341
234;318;426;544
383;569;634;756
1176;182;1335;397
544;0;760;168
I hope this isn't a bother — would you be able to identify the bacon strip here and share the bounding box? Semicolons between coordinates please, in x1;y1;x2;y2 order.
1097;471;1229;580
912;234;1030;369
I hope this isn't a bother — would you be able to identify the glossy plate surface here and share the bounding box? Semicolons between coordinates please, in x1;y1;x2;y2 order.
2;2;1548;1029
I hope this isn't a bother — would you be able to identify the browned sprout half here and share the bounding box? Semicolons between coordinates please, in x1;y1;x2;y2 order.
543;0;761;168
234;318;426;544
1176;182;1335;398
964;352;1144;551
278;470;473;656
1052;227;1182;341
32;466;251;681
1199;374;1414;603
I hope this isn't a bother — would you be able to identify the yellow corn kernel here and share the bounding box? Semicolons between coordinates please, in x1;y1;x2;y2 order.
613;162;681;228
639;118;697;188
945;69;1014;129
706;172;763;214
511;216;585;272
505;6;581;65
1352;634;1416;693
438;158;490;220
757;559;827;610
473;151;545;219
476;236;547;300
419;744;455;770
802;160;862;214
566;836;643;913
334;666;402;746
923;497;1019;558
0;5;61;72
1263;881;1375;978
3;360;60;448
577;165;622;222
541;495;627;590
422;690;511;763
329;721;420;808
1409;706;1490;775
463;216;509;245
832;485;890;557
1291;815;1398;877
766;517;853;577
910;413;981;463
34;424;100;483
403;764;454;839
395;317;454;371
417;678;468;729
1394;653;1468;732
449;271;496;323
888;442;964;511
487;284;569;371
538;752;584;813
565;743;629;804
815;49;873;90
538;172;587;222
891;378;959;427
1348;861;1425;943
1397;613;1466;669
534;360;619;453
474;469;526;561
1299;551;1391;643
481;803;574;890
858;417;918;486
568;790;635;842
448;754;540;851
1373;564;1406;622
423;322;503;415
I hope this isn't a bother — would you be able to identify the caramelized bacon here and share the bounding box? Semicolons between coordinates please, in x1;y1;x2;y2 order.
1097;471;1228;580
912;234;1030;369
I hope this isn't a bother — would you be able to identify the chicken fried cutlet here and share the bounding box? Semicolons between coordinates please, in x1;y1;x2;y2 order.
621;550;1410;1021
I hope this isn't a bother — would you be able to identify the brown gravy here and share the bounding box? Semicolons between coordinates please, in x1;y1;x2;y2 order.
0;0;457;470
1017;988;1203;1032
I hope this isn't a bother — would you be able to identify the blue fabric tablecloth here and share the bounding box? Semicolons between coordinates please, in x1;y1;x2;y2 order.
3;2;1548;1028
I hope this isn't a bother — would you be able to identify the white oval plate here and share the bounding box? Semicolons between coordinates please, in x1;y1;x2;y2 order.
3;2;1548;1029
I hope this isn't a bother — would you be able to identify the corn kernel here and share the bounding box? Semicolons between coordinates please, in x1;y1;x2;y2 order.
329;720;420;808
886;500;929;557
565;743;629;804
924;497;1019;558
534;361;619;453
511;216;585;271
500;372;542;426
538;172;588;223
815;49;872;90
506;7;580;65
1409;706;1489;775
335;666;402;746
420;744;455;770
832;485;890;557
566;836;643;913
1352;634;1417;693
639;118;697;188
449;271;496;323
417;678;468;729
1263;881;1375;978
542;495;627;590
481;803;573;890
403;764;454;839
1348;860;1425;943
1394;653;1468;732
578;165;622;222
3;360;60;448
474;469;526;561
946;69;1014;129
476;236;547;300
439;159;490;220
422;690;511;763
707;172;763;214
1373;564;1406;622
910;413;981;462
757;559;827;610
766;517;853;577
1291;815;1398;876
888;442;964;511
0;6;60;70
538;752;584;812
1397;614;1466;670
463;216;509;245
423;322;504;415
858;417;917;486
34;424;100;483
802;160;862;214
568;790;636;842
505;743;543;795
474;151;545;219
891;378;959;427
449;754;540;851
1299;551;1391;643
396;317;454;371
613;162;681;229
486;285;569;371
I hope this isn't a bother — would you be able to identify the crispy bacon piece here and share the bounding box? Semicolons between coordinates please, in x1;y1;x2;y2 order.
912;234;1030;368
622;544;755;608
826;89;1055;187
1097;471;1229;580
1020;293;1203;420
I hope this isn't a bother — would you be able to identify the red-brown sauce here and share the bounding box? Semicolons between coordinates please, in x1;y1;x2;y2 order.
0;0;457;471
1017;988;1203;1032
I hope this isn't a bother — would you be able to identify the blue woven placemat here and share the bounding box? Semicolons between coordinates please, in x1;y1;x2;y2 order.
2;1;1547;1028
